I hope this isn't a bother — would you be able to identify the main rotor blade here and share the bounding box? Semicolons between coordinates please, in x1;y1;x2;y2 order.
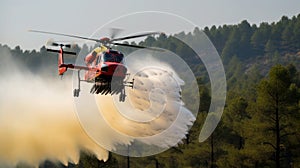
111;32;162;42
28;30;101;42
112;42;146;48
112;42;164;51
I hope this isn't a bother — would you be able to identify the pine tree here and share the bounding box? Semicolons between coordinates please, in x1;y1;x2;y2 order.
255;64;298;167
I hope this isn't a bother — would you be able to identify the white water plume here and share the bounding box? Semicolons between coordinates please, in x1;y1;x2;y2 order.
74;49;199;156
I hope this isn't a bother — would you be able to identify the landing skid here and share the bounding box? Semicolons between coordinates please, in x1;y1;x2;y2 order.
73;70;134;102
73;70;81;97
89;80;133;102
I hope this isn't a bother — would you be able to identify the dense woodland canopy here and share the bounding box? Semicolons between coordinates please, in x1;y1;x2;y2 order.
1;14;300;168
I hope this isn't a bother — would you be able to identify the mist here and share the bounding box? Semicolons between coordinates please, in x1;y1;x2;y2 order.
0;47;197;167
0;48;108;167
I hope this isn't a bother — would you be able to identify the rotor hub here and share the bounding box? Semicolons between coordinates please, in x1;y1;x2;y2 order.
100;37;111;44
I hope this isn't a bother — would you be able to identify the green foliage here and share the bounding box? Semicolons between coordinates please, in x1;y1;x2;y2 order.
252;65;299;167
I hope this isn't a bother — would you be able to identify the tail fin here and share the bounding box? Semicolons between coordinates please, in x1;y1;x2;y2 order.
46;47;76;75
58;47;67;75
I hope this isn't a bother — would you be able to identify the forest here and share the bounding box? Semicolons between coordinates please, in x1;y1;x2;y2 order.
1;14;300;168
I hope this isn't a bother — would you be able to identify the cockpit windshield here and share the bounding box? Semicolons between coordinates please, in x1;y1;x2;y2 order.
103;50;124;63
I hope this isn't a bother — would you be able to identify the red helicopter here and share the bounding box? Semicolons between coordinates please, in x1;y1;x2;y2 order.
30;30;162;101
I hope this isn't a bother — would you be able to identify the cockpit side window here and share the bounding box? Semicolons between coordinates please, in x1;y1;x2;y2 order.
104;53;114;62
103;51;124;63
115;54;124;63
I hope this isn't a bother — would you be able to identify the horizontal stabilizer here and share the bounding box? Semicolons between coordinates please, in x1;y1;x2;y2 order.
46;48;77;55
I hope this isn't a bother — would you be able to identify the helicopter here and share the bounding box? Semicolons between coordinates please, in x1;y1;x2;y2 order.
29;29;163;102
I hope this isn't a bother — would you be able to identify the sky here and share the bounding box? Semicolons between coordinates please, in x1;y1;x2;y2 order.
0;0;300;50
